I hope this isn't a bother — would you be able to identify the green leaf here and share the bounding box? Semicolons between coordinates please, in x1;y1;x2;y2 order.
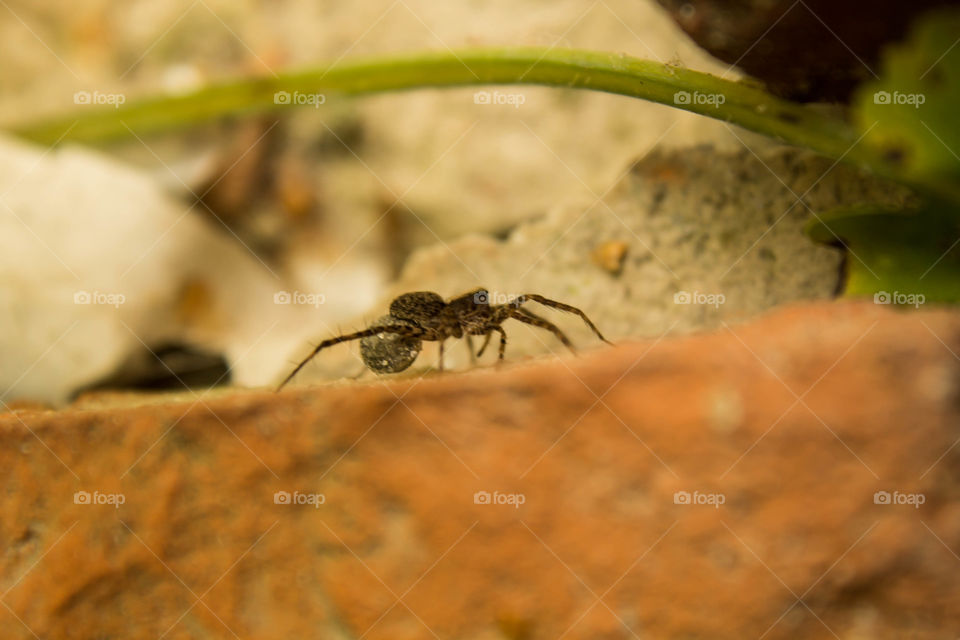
6;48;859;159
805;202;960;303
854;7;960;205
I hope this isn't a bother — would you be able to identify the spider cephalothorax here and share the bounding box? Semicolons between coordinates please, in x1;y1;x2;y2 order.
277;288;611;389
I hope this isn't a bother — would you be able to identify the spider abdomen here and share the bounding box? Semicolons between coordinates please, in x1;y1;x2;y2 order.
389;291;446;324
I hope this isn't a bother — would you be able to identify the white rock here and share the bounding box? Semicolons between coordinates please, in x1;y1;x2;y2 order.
0;134;374;403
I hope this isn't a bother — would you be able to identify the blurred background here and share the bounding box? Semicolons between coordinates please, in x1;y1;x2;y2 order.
0;0;771;404
0;0;930;404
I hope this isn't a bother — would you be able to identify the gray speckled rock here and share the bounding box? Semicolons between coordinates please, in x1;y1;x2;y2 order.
283;145;910;382
389;146;909;366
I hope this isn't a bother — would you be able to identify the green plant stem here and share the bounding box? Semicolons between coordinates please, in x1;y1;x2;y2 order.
9;47;871;173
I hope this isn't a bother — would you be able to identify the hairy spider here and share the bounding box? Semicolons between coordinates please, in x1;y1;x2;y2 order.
276;288;612;390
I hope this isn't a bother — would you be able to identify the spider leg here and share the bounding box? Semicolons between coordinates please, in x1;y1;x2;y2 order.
492;326;507;361
512;307;551;329
438;339;445;372
520;294;613;345
471;326;507;363
466;335;477;365
509;308;577;355
475;332;494;358
277;325;424;391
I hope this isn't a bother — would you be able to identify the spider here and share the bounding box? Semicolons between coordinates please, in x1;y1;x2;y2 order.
276;288;612;390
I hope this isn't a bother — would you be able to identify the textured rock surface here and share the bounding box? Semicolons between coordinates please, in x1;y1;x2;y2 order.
286;145;909;383
2;301;959;639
